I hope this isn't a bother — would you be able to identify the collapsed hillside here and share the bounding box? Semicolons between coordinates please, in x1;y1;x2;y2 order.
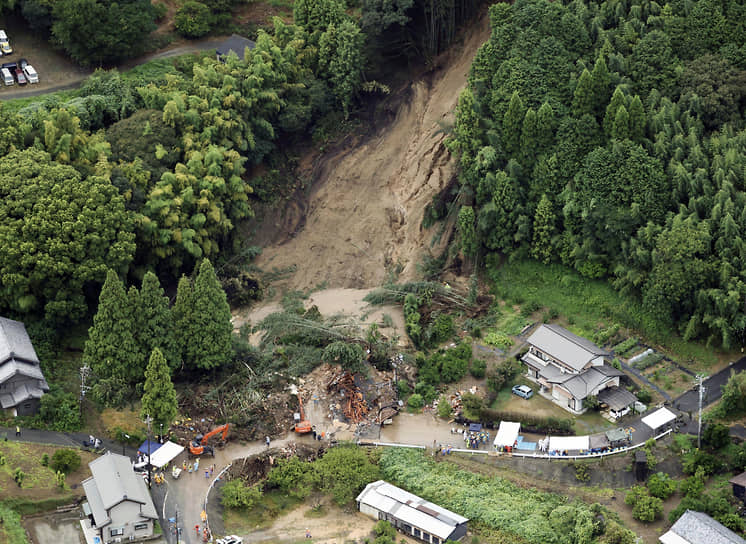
249;15;490;292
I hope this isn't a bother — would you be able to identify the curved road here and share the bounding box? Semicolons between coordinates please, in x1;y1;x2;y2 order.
0;36;231;101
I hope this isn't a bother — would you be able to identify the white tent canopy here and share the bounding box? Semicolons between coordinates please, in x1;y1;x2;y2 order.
642;407;676;431
549;435;590;452
149;441;185;468
493;421;521;448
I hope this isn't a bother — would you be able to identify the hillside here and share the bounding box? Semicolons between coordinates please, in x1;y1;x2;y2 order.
249;15;490;292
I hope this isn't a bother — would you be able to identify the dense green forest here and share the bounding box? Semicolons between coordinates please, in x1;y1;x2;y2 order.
449;0;746;349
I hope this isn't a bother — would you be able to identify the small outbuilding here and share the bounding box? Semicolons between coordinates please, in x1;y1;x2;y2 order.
660;510;746;544
729;471;746;502
598;386;637;419
357;480;468;543
642;407;677;433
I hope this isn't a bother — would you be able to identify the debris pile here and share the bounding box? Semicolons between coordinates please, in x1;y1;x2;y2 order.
327;370;370;423
226;442;326;485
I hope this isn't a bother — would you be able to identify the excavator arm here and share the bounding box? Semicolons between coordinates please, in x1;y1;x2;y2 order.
200;423;230;445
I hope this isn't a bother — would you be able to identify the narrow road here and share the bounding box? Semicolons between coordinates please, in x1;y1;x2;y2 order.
673;356;746;413
0;36;230;100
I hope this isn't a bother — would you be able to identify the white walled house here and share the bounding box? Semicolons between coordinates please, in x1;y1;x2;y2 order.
81;452;158;543
357;480;468;543
522;324;628;413
0;317;49;416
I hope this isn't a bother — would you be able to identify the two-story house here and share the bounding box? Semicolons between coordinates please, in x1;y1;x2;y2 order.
0;316;49;416
81;452;157;544
522;324;629;413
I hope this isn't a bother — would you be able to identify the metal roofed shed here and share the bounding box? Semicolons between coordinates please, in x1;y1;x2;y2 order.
357;480;468;543
729;471;746;502
493;421;521;448
598;386;637;411
216;34;256;61
660;510;746;544
605;428;631;446
642;407;677;431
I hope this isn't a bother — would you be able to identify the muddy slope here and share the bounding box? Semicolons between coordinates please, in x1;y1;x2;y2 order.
252;17;490;292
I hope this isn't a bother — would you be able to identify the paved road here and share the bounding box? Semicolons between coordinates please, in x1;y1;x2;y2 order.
673;356;746;412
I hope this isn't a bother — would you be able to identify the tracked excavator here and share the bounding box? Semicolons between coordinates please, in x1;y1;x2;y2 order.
289;385;312;434
189;423;229;456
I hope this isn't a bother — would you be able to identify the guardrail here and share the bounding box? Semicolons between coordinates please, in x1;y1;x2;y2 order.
358;429;673;460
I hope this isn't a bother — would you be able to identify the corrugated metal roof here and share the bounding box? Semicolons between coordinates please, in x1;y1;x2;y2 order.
526;325;608;372
356;480;467;539
598;386;637;411
729;472;746;487
663;510;746;544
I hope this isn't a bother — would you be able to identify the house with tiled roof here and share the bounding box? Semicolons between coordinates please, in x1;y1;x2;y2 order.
0;317;49;416
660;510;746;544
81;452;158;544
522;324;631;414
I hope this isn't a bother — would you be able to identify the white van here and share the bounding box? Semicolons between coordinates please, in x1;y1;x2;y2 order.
23;65;38;84
1;67;13;86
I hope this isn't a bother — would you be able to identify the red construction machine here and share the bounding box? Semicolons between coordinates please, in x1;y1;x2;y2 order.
189;423;229;456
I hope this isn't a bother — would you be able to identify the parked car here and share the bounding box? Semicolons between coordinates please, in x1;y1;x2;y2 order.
216;536;243;544
511;384;534;399
14;67;26;85
22;64;37;84
1;67;13;86
0;31;12;56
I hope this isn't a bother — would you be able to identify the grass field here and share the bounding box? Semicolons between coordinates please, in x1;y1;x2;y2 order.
223;489;303;533
488;260;732;369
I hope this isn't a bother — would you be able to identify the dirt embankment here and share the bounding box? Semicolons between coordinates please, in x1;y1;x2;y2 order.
250;16;490;293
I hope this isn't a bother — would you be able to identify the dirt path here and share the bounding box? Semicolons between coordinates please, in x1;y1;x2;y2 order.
251;15;490;293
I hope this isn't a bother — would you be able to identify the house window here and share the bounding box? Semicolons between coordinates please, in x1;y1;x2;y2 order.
432;538;440;544
134;523;148;531
414;528;421;538
110;527;124;537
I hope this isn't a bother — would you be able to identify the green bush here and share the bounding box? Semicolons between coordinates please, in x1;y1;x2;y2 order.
624;485;662;522
221;479;263;509
703;423;730;450
647;472;676;499
174;1;212;38
484;331;513;350
461;393;484;420
636;388;652;404
437;395;452;419
612;338;638;356
414;382;438;404
478;408;574;433
50;449;81;475
407;394;424;410
470;359;486;379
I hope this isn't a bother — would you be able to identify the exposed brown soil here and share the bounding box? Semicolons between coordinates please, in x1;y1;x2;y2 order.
248;14;490;293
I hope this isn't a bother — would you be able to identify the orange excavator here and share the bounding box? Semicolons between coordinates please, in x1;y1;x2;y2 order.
189;423;229;456
293;394;312;434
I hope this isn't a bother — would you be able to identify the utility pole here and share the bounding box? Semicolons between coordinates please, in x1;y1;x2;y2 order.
79;365;91;417
144;414;153;489
697;374;706;449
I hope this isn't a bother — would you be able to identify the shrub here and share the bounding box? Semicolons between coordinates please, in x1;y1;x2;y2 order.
647;472;676;499
703;423;730;450
594;324;621;346
221;479;263;509
174;1;212;38
407;394;424;410
625;485;662;522
397;380;411;397
51;449;81;475
41;453;49;466
470;359;486;378
484;331;513;350
477;408;574;433
461;393;484;420
437;395;452;419
636;388;652;404
414;382;438;404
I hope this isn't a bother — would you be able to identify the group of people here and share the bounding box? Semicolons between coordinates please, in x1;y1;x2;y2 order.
450;428;490;449
85;435;102;449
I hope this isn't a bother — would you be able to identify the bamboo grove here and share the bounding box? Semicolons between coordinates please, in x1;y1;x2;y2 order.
449;0;746;349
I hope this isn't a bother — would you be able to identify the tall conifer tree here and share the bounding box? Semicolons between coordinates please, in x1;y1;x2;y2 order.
136;271;178;372
140;348;178;430
183;259;233;370
84;270;139;406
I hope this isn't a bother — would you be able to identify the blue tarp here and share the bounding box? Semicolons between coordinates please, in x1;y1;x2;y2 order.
469;423;482;432
138;440;162;455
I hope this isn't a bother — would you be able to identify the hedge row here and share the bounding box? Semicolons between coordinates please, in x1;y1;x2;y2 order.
459;409;574;435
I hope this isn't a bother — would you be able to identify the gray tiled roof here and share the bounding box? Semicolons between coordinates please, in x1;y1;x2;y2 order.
82;476;110;527
662;510;746;544
0;360;47;383
0;382;48;409
0;317;39;364
526;324;609;372
555;365;622;400
85;452;157;522
598;386;637;411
